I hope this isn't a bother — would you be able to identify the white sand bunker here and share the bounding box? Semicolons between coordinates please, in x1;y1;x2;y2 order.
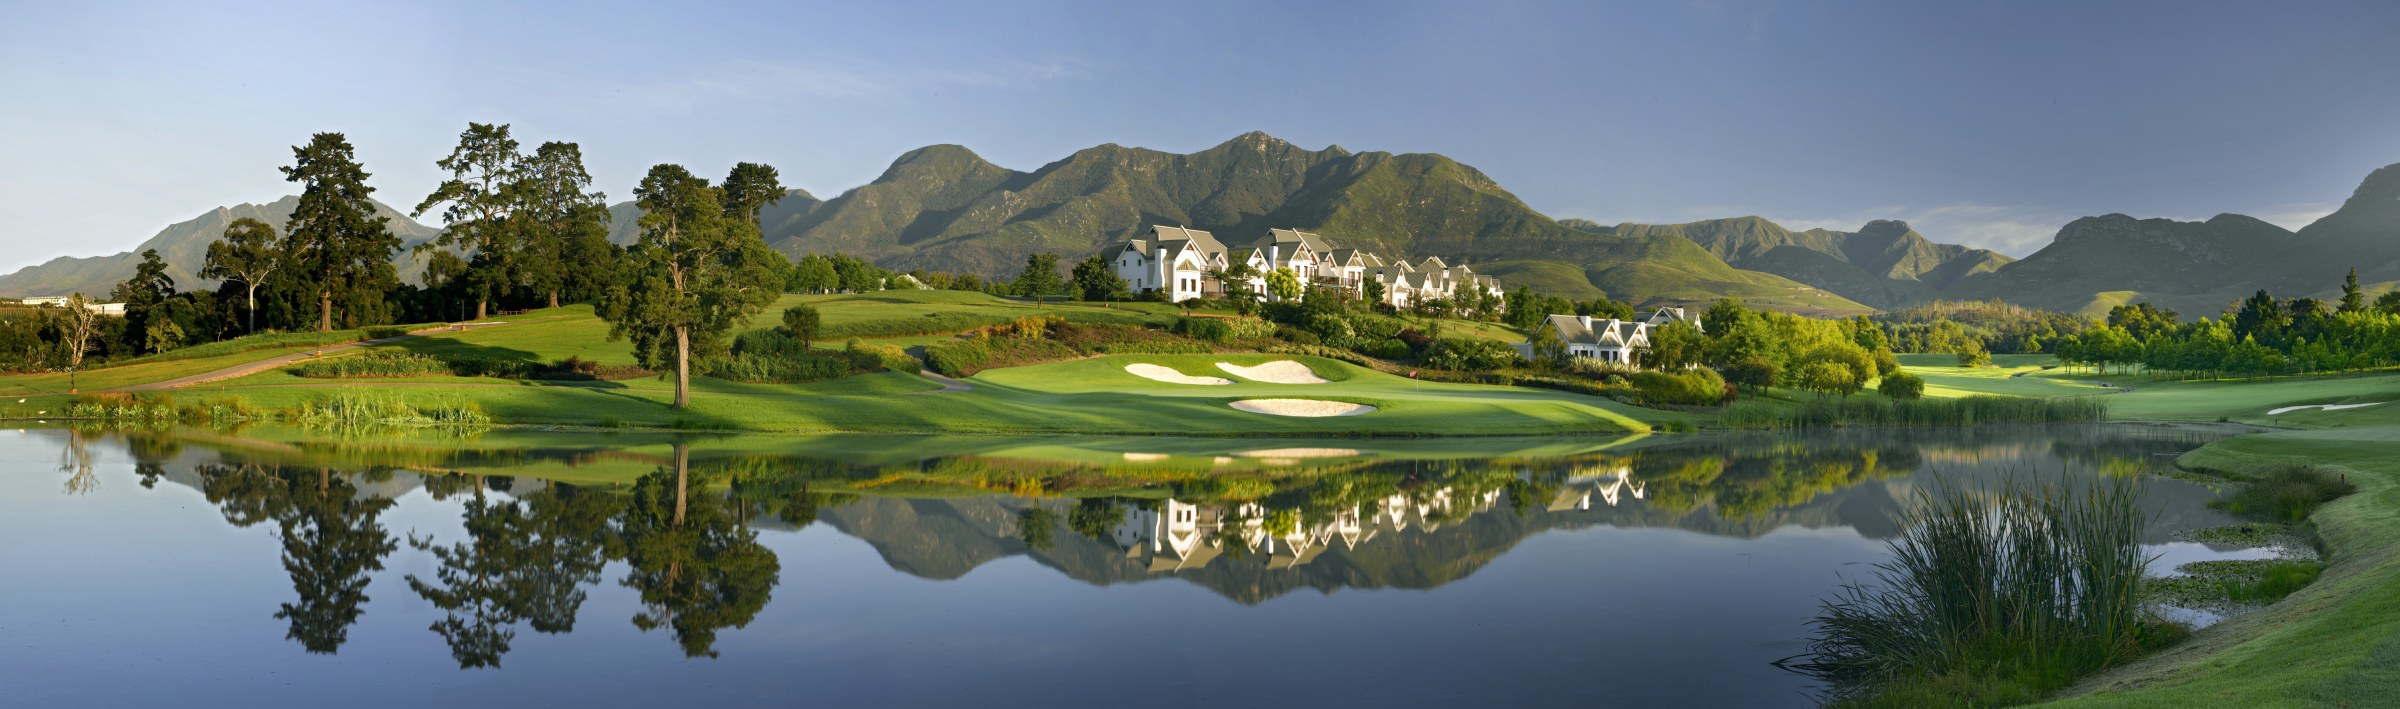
1125;363;1232;385
1228;399;1376;417
1236;447;1365;458
2267;402;2385;416
1217;360;1329;383
1121;452;1171;462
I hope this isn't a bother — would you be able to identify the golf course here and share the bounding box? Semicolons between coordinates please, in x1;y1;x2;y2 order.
4;289;2398;705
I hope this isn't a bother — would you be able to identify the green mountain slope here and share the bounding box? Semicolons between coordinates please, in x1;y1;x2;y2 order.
0;196;442;298
738;132;1864;313
1583;217;2012;309
1939;162;2400;318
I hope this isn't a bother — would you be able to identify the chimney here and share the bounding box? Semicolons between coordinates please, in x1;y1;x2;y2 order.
1156;247;1170;294
1269;244;1279;268
1578;315;1593;331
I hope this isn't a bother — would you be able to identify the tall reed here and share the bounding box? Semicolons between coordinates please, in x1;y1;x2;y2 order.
1723;395;2108;430
1779;477;2164;706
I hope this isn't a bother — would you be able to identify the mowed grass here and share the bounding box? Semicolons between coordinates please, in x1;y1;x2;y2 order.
142;352;1676;436
2051;425;2400;707
1896;353;2110;399
2072;371;2400;427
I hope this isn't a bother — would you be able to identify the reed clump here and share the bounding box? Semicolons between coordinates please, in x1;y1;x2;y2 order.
1723;395;2108;430
2211;464;2357;523
1779;477;2174;706
290;392;491;429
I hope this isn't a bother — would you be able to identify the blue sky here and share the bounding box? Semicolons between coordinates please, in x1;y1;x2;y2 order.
4;0;2398;273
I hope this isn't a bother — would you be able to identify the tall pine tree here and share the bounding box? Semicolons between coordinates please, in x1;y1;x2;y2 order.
280;133;400;331
415;122;523;320
515;141;616;308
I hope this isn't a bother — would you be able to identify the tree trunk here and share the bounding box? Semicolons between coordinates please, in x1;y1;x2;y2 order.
672;442;689;527
318;291;333;332
673;325;691;409
548;291;559;309
476;298;488;321
246;285;258;334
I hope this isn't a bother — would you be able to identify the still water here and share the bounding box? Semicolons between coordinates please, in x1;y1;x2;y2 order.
2;425;2256;708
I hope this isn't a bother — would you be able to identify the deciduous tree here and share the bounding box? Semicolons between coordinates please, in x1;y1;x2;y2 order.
597;165;784;409
203;218;281;334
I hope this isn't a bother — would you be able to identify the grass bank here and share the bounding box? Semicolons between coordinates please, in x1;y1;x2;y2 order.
2046;425;2400;706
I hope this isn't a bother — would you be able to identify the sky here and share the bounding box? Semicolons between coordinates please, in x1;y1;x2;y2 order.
4;0;2399;274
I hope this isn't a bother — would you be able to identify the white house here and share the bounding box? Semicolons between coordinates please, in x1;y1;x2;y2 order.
1542;314;1651;365
1100;225;1495;306
1644;306;1702;332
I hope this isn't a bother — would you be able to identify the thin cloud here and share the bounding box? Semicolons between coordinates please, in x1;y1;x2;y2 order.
2254;202;2336;231
574;56;1088;115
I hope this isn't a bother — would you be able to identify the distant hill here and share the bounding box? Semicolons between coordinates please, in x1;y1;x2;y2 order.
692;132;1873;314
0;196;442;299
1570;217;2012;309
1940;162;2400;318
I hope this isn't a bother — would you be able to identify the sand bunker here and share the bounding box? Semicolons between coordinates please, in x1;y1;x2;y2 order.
1121;452;1171;462
1125;363;1233;385
1217;360;1329;384
1236;447;1366;458
1227;399;1376;417
2267;402;2385;416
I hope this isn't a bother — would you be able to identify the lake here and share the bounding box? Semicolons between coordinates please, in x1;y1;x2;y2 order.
0;424;2260;708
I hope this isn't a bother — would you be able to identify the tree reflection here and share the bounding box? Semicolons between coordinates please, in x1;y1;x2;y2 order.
612;442;781;658
270;468;399;654
405;475;619;668
59;428;98;495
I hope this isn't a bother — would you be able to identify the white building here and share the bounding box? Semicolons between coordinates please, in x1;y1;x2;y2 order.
1535;307;1703;367
1101;225;1497;306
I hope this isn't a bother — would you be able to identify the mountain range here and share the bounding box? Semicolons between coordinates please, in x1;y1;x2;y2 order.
5;132;2394;320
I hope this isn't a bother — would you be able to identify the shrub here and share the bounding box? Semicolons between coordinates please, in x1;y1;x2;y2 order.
1354;338;1412;360
289;352;450;378
700;351;858;384
1629;367;1729;407
925;337;994;376
1273;325;1321;346
733;327;813;357
1798;360;1861;397
847;339;919;374
1879;370;1926;400
1173;317;1234;343
1421;337;1521;371
1958;348;1993;367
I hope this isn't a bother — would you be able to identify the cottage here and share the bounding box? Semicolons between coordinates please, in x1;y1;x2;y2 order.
1542;314;1651;365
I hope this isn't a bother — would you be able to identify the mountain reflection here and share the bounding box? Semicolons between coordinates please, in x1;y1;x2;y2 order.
98;424;2228;666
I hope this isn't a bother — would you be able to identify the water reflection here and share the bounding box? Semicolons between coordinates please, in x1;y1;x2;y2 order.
41;424;2241;674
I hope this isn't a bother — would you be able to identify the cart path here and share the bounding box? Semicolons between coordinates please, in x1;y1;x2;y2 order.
909;370;975;394
109;322;511;393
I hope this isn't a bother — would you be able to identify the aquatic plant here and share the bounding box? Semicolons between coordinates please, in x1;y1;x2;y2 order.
1778;477;2171;706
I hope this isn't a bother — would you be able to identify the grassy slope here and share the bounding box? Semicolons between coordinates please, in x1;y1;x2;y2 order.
0;290;1664;435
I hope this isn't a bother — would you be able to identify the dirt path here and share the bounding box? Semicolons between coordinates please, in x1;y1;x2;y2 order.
911;371;975;394
109;322;509;393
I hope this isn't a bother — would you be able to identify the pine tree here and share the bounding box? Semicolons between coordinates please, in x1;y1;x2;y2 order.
415;123;524;320
281;133;400;331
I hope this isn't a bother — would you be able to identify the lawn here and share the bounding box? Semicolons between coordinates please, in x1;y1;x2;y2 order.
1897;353;2112;399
